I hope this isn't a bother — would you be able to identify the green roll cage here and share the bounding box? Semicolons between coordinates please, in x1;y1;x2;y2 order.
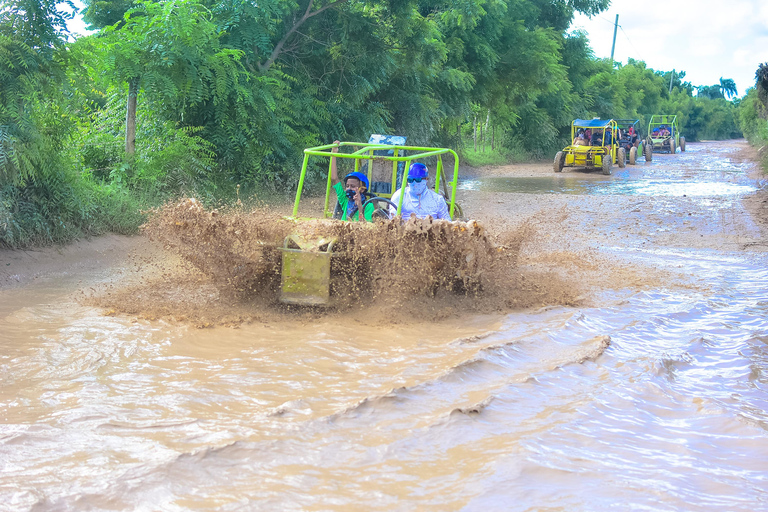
291;141;460;220
648;115;679;140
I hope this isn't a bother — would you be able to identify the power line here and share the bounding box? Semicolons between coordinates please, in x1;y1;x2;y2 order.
577;14;645;63
574;13;648;64
619;26;646;63
593;14;618;26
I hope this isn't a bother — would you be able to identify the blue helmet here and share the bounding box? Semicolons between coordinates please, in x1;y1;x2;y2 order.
408;162;428;180
343;171;369;189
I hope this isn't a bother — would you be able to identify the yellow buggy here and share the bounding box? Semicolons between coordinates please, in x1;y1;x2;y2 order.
553;119;624;175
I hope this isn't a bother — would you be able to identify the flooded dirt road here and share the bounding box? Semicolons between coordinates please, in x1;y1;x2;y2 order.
1;140;767;511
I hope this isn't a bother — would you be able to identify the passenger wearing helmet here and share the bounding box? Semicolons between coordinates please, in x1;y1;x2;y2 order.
388;162;450;220
627;126;639;146
330;141;375;222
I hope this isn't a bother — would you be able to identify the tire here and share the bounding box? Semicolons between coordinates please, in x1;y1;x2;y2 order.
601;154;612;175
617;148;626;168
644;142;653;162
669;139;675;154
629;146;637;165
553;151;565;172
680;137;686;152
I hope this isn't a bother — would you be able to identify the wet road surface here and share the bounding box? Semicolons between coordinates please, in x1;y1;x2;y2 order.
1;140;767;511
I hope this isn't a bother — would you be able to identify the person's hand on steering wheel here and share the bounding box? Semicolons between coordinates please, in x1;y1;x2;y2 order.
352;189;364;220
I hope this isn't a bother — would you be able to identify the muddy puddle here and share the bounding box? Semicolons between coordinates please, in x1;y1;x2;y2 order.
1;140;767;511
459;175;758;196
461;144;759;197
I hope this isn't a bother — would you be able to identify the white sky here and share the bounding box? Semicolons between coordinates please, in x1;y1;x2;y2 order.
66;1;89;37
66;0;767;98
572;0;768;97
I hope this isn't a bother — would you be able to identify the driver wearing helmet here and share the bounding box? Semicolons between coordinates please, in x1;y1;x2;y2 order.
331;142;375;222
388;162;450;220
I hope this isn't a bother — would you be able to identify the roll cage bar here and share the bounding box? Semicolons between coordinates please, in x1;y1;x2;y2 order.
292;142;460;220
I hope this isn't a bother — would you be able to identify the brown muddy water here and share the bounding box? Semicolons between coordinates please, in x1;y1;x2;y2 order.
2;141;768;511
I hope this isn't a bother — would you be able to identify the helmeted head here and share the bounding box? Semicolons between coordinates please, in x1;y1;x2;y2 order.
343;171;368;192
408;162;428;182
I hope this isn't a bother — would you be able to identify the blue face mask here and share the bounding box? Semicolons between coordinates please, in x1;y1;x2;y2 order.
409;180;427;196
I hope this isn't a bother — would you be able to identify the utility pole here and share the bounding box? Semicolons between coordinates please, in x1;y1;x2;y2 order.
610;14;619;64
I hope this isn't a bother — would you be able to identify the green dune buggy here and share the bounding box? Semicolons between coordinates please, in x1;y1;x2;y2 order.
646;115;685;159
281;141;461;306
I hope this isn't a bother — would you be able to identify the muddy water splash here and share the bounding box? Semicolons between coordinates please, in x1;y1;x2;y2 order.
142;198;513;299
98;198;590;324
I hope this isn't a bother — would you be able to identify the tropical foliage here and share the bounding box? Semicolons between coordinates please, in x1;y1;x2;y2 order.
736;63;768;170
0;0;757;247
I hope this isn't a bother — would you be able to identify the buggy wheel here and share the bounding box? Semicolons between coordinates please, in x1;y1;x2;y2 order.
629;146;637;165
601;155;612;175
644;142;653;162
553;151;565;172
617;148;626;168
680;137;686;152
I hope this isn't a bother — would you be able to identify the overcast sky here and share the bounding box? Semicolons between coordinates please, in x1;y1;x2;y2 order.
572;0;768;98
67;0;767;98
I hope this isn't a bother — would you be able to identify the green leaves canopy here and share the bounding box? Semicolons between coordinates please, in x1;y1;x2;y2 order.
99;0;242;110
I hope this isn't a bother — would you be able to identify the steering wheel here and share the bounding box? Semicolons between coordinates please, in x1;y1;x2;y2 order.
348;196;398;221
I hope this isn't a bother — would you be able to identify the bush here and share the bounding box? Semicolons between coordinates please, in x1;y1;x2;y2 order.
737;88;768;172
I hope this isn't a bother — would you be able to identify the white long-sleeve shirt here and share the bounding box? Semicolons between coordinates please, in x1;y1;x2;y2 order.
389;186;450;220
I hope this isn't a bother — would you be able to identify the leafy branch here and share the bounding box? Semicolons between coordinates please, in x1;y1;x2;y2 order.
257;0;348;73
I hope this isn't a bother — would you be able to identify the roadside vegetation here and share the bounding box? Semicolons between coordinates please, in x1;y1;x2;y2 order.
0;0;762;248
736;63;768;172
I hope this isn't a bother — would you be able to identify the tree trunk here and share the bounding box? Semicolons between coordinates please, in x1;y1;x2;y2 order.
125;77;139;155
473;115;477;152
492;124;495;150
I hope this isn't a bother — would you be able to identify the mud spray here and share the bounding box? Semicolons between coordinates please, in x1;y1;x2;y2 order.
86;198;673;326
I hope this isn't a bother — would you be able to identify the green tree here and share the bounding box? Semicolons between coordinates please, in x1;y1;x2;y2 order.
0;0;72;185
737;88;768;152
0;0;73;52
719;77;737;99
82;0;134;28
697;78;737;100
754;63;768;108
1;0;143;246
97;0;243;155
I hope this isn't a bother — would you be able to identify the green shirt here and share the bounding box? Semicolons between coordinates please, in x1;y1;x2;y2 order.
334;182;374;222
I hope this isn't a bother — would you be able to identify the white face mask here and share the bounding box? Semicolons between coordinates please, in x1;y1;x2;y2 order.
409;180;427;196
